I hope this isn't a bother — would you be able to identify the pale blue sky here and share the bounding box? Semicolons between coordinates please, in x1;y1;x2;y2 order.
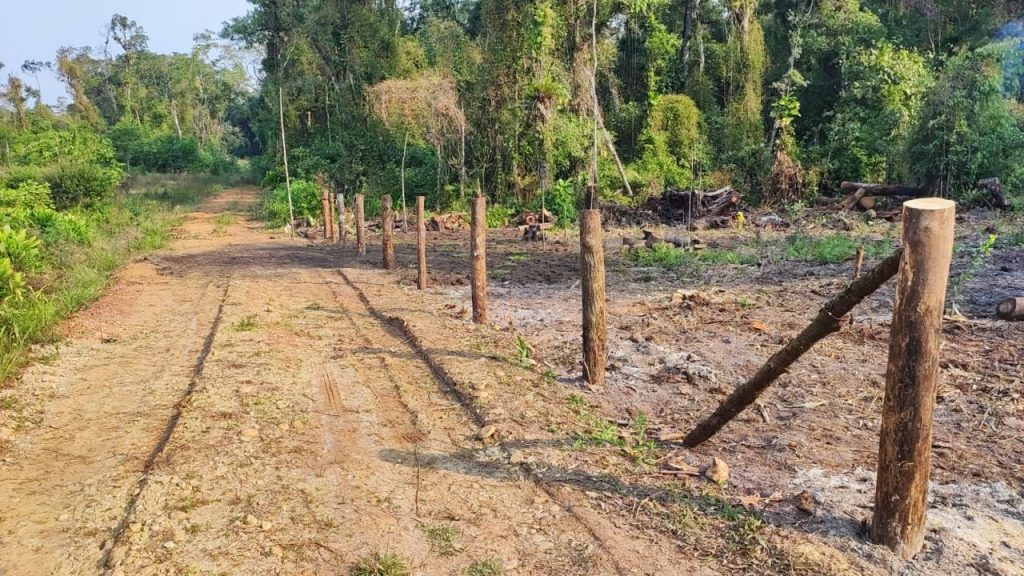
0;0;253;104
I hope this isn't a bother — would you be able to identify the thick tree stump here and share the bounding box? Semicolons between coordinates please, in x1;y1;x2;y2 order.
337;193;346;245
355;194;366;256
382;195;395;270
872;198;955;560
417;196;427;290
470;196;487;324
580;209;607;388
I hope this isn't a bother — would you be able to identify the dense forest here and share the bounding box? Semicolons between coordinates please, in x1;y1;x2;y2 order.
221;0;1024;225
2;1;1024;304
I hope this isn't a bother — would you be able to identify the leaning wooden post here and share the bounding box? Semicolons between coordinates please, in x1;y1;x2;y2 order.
872;198;955;560
416;196;428;290
382;195;396;270
683;249;904;448
470;195;488;324
579;189;607;388
337;191;346;245
355;194;366;256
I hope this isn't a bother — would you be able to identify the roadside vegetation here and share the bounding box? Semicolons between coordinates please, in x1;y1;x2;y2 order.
1;14;252;384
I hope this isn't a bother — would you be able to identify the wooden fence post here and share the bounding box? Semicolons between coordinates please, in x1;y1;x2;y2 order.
327;190;337;244
417;196;427;290
470;196;487;324
337;192;346;245
872;198;955;559
355;194;366;256
320;181;332;242
580;207;607;388
382;195;395;270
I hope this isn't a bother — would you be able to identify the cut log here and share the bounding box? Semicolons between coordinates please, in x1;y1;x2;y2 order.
859;196;877;210
997;297;1024;320
683;249;904;447
835;188;867;211
873;198;955;560
840;182;926;197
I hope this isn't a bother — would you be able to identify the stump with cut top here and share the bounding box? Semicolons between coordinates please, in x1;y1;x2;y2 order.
872;197;955;559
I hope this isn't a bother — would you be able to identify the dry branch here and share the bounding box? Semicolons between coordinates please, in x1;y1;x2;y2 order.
683;249;904;447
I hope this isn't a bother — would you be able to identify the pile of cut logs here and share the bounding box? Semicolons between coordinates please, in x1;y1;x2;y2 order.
826;178;1010;221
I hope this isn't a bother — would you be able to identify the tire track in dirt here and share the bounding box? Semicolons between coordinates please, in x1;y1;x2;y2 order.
0;265;226;576
331;271;633;576
99;281;230;573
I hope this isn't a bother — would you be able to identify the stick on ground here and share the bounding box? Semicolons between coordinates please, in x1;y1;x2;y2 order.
683;249;904;448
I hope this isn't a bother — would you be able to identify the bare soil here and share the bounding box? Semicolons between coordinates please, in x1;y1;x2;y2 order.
1;192;1021;576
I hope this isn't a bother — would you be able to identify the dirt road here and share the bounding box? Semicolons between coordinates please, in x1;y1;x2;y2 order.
0;189;698;575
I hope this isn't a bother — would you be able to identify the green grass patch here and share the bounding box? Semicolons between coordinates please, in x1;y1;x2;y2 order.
783;233;893;264
625;244;756;270
422;523;460;557
351;552;411;576
465;558;506;576
232;314;259;332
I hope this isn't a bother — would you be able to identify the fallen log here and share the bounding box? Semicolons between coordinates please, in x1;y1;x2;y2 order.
996;297;1024;320
683;249;904;447
840;182;926;197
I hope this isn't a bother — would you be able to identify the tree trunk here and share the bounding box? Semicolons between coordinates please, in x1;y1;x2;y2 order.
401;132;409;231
355;194;366;256
381;195;395;270
683;249;905;447
873;198;955;560
278;84;295;237
997;297;1024;320
580;208;607;388
840;182;926;197
470;196;488;324
320;186;331;242
417;196;428;290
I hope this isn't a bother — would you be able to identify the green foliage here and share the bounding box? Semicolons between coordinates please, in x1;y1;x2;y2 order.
907;44;1024;199
0;258;28;303
0;226;43;272
531;179;577;228
486;203;518;228
828;43;934;183
264;180;321;227
949;234;998;314
637;95;704;192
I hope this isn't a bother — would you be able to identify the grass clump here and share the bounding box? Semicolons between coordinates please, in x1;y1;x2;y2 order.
566;394;657;464
626;243;755;270
784;233;893;264
232;314;259;332
351;552;411;576
422;523;460;557
465;558;505;576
